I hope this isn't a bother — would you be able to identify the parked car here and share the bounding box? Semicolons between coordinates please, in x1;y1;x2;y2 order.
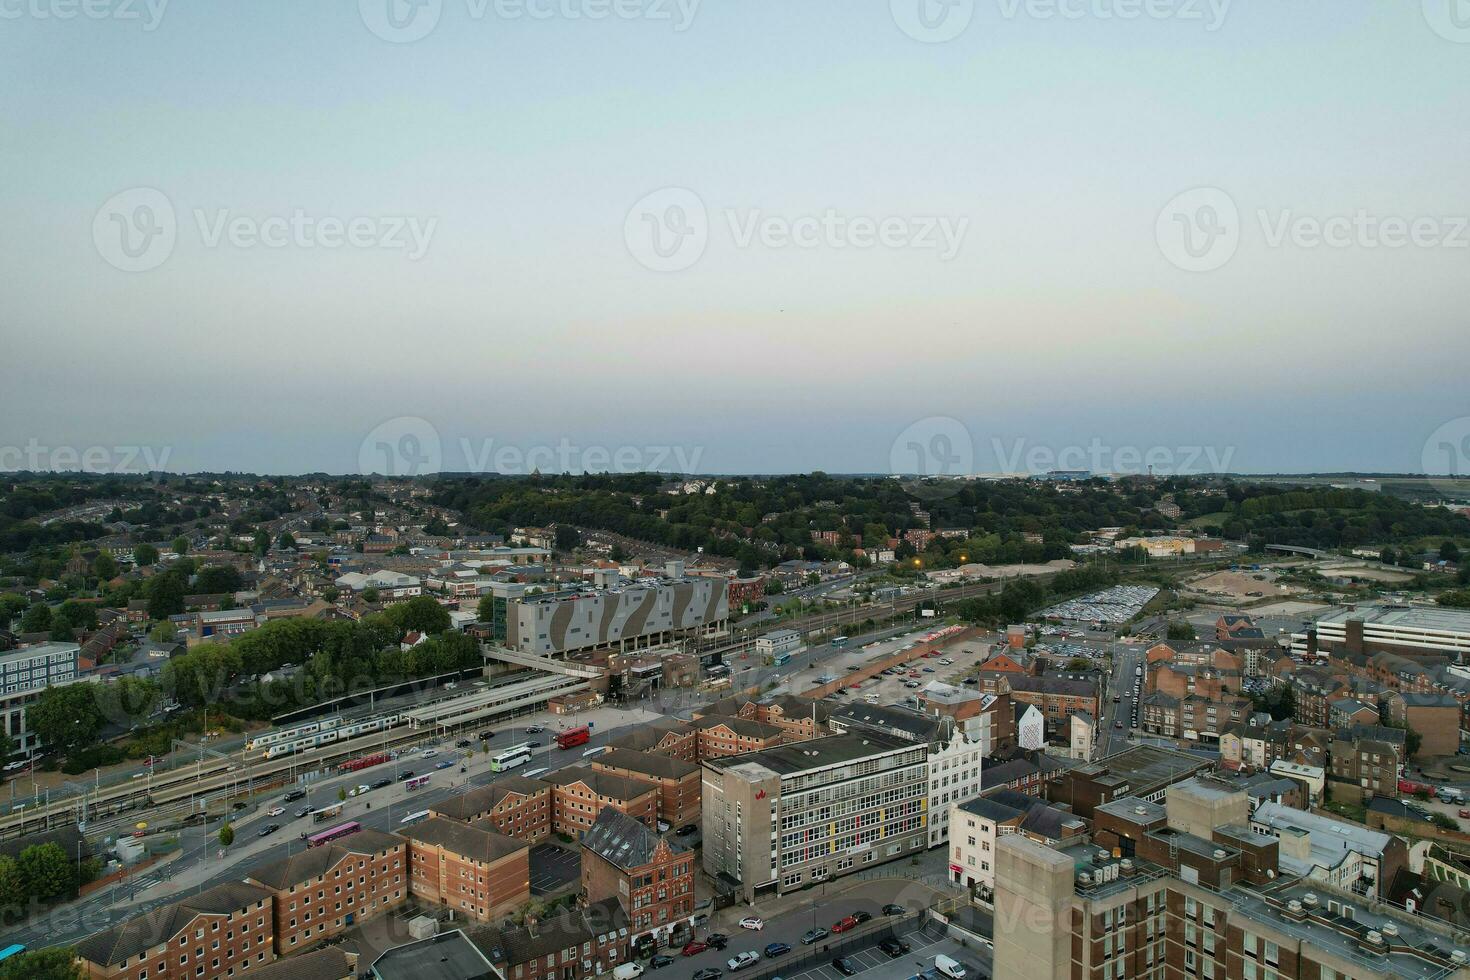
726;952;759;971
371;777;392;789
879;938;910;957
800;928;828;945
852;911;871;924
649;955;675;969
763;943;790;958
831;958;856;976
257;823;281;837
831;915;858;933
676;824;699;836
706;934;729;951
738;917;763;931
691;970;722;980
882;904;906;916
397;770;416;781
681;941;708;957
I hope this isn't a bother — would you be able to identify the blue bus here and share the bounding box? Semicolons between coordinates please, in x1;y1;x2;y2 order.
772;652;792;667
831;636;849;648
0;944;25;963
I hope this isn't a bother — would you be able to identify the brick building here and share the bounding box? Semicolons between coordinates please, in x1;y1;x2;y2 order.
245;828;407;954
544;766;659;836
592;748;701;827
400;816;531;921
75;881;275;980
1329;724;1405;803
1386;692;1461;758
469;897;631;980
431;775;553;843
580;806;696;951
1002;675;1100;738
604;718;698;762
691;715;787;758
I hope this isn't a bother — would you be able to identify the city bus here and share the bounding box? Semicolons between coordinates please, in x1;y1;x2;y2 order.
399;809;431;826
307;821;361;847
0;944;26;964
831;636;849;648
772;651;793;667
555;725;591;750
405;774;431;791
491;744;532;771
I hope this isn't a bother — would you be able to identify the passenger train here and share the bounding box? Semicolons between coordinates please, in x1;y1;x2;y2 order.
250;714;406;759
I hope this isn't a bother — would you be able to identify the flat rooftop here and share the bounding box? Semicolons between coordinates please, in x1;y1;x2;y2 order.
1316;605;1470;635
704;730;912;776
1086;744;1212;792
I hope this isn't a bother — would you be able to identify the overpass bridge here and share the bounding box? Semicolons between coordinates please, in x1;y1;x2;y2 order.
484;645;603;679
1265;544;1333;559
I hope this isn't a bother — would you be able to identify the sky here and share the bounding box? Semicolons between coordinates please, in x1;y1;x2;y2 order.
2;0;1469;479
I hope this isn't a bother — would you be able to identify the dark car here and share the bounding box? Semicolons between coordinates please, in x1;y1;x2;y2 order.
478;730;494;740
692;970;722;980
526;725;545;734
800;928;828;945
257;823;281;837
371;777;392;789
878;938;910;957
293;806;312;818
676;824;699;836
682;941;708;957
650;955;675;969
528;741;542;747
882;904;906;916
763;943;791;958
706;933;729;951
455;739;472;748
852;911;872;924
831;958;856;976
283;789;306;802
397;770;416;781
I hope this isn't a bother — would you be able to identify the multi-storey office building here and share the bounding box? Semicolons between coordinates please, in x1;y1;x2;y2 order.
700;731;928;901
505;578;728;657
1294;605;1470;662
0;641;80;753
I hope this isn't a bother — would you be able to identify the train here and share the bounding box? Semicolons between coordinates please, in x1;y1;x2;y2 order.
255;713;406;759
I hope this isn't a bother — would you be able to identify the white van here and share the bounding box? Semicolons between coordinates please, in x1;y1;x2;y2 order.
583;746;608;758
934;955;966;979
613;964;644;980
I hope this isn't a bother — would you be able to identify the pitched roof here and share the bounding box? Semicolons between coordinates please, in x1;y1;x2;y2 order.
691;715;785;739
541;765;658;801
596;748;698;781
581;805;685;871
466;897;629;966
433;775;549;820
75;882;273;967
401;817;528;864
251;948;356;980
245;828;404;889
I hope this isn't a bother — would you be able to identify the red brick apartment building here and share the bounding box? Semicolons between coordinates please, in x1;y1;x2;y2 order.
604;718;698;762
544;766;659;836
432;774;552;843
76;881;275;980
692;715;787;758
470;897;631;980
580;806;696;949
593;748;701;827
400;816;531;921
245;829;407;954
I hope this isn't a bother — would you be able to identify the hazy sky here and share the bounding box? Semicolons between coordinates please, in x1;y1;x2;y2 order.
3;1;1468;478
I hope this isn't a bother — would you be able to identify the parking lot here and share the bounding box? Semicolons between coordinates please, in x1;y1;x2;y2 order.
530;843;581;895
769;925;982;980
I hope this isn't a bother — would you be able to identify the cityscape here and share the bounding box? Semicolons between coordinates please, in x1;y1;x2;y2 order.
5;2;1470;980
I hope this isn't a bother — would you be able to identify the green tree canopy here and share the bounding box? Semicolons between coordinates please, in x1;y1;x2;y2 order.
0;945;84;980
29;686;105;754
17;843;75;903
146;568;188;619
218;823;234;848
92;552;118;581
18;602;53;634
133;542;159;566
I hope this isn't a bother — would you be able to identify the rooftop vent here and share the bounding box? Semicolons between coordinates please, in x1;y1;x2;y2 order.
1452;950;1467;964
1303;893;1319;907
1381;923;1399;938
1077;872;1093;887
1213;849;1227;860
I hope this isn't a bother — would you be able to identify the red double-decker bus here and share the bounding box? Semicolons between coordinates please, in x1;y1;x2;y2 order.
338;752;389;774
554;725;590;750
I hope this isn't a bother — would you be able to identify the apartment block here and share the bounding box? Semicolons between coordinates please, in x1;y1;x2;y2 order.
592;748;701;828
580;806;695;950
400;816;531;921
544;766;659;836
75;882;275;980
431;774;553;843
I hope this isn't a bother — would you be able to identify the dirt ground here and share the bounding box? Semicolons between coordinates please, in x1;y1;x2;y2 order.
1316;562;1417;583
1186;569;1296;600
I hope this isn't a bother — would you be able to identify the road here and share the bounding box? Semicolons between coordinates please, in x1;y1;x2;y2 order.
1096;643;1144;758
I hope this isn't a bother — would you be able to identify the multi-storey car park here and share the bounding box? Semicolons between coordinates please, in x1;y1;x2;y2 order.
1293;604;1470;662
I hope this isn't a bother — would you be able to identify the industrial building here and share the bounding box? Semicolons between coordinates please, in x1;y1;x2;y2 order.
505;577;728;657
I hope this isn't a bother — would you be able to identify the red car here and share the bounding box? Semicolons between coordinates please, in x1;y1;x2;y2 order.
1459;809;1469;819
682;941;709;957
832;916;858;934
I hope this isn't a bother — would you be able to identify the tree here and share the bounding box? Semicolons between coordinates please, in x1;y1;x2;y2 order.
0;945;84;980
609;543;625;562
337;787;347;802
29;685;105;754
17;843;75;903
56;600;98;632
0;593;27;631
146;569;188;619
253;529;271;556
477;594;496;623
322;586;340;603
278;531;297;550
1166;620;1196;643
0;854;25;913
555;525;581;551
172;535;189;555
361;587;380;604
218;823;234;848
0;732;14;764
1442;540;1462;563
92;552;118;581
149;620;179;642
18;602;53;634
194;565;243;595
1066;657;1093;671
133;542;159;566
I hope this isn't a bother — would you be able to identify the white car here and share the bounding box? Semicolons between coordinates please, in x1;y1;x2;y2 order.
421;749;439;759
348;784;371;797
727;952;760;971
266;806;285;817
738;916;764;931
